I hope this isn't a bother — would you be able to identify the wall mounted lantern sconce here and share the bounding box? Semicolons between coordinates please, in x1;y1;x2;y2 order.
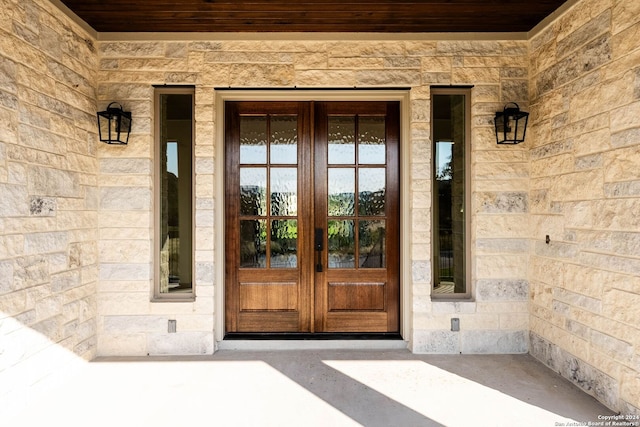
494;102;529;145
97;102;132;144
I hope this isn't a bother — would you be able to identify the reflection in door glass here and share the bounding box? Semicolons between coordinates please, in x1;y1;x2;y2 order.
359;220;386;268
328;168;355;216
240;168;266;216
240;219;266;268
328;116;355;164
240;116;267;164
358;168;386;216
271;220;297;268
271;116;298;164
270;168;298;216
328;220;355;268
358;117;386;164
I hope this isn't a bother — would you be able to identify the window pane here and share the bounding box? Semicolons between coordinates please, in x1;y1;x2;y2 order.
240;168;267;216
359;168;385;216
271;220;297;268
328;220;355;269
432;93;467;295
358;117;386;164
328;116;355;164
240;220;267;268
328;168;355;216
240;116;267;164
270;168;297;216
359;220;385;268
158;92;193;294
271;115;297;164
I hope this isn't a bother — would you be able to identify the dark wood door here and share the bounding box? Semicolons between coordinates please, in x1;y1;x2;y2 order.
225;101;399;334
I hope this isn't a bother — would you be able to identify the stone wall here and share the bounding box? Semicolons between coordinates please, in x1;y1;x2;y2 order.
95;36;531;356
0;0;98;414
528;0;640;414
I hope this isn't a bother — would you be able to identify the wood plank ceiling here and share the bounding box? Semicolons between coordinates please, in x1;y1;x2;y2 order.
58;0;569;33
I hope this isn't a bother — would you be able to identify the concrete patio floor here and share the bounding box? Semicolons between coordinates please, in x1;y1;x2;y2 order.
6;348;614;427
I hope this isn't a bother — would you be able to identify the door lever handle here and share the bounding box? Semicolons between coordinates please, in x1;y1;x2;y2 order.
315;228;323;272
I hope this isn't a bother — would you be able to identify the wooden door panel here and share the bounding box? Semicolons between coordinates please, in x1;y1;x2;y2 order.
327;282;386;311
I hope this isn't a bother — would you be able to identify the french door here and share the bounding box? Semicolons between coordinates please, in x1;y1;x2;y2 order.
224;101;399;334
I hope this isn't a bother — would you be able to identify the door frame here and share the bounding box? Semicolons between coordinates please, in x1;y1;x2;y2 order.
214;89;411;343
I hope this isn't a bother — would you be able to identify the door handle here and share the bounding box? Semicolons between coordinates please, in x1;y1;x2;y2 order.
315;228;323;272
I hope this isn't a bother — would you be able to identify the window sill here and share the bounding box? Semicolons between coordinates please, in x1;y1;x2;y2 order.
151;296;196;303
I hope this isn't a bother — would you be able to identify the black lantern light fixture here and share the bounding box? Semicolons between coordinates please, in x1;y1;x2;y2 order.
494;102;529;145
97;102;132;144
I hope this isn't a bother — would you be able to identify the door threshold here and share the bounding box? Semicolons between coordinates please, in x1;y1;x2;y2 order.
218;334;407;351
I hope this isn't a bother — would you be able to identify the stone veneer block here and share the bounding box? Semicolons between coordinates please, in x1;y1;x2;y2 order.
461;330;528;354
530;332;622;411
147;332;214;355
412;330;460;354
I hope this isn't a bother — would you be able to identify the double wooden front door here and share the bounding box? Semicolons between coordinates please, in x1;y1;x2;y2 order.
225;101;399;334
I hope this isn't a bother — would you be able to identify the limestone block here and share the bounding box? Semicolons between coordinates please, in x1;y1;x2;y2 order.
605;180;640;197
29;196;56;217
534;240;579;259
436;41;501;56
195;227;214;251
475;238;530;254
612;0;640;34
411;329;460;354
499;313;529;330
99;158;151;175
603;288;640;326
611;127;640;149
476;279;528;301
475;162;528;180
411;260;431;283
195;262;214;284
98;333;146;356
593;199;640;230
476;254;529;279
476;215;529;238
356;69;421;86
98;240;150;263
456;313;500;330
0;260;14;295
590;329;634;363
0;183;28;216
604;145;640;183
460;330;527;354
103;315;166;333
147;331;214;355
99;263;150;281
99;211;150;229
553;288;602;313
432;301;477;314
99;187;151;211
24;232;68;255
563;264;607;298
477;191;528;213
28;165;80;198
98;291;149;316
550;169;604;201
100;42;165;58
189;41;223;52
412;313;451;330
